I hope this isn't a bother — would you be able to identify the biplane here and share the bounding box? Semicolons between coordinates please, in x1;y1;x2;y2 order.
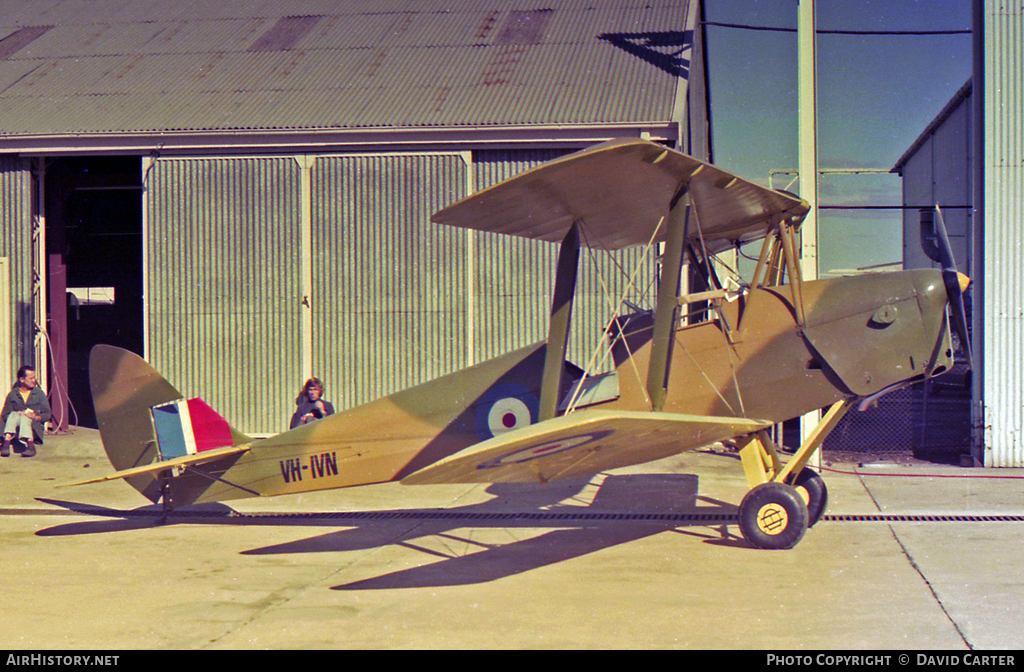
70;138;970;550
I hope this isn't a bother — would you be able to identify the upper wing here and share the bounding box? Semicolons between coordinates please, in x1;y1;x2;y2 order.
402;408;770;485
431;138;808;252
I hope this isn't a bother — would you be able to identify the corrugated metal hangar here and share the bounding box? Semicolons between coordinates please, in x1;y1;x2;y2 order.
0;0;708;434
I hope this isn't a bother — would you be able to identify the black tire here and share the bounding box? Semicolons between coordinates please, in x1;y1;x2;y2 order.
794;468;828;528
738;482;809;550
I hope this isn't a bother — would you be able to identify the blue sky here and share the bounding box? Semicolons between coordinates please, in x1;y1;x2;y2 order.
702;0;974;274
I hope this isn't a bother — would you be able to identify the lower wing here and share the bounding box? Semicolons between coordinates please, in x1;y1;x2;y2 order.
402;409;770;485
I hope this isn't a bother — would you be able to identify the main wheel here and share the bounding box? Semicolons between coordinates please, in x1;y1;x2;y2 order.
738;482;809;550
794;468;828;528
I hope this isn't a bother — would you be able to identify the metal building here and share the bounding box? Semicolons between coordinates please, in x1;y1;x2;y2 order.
0;1;709;434
889;0;1024;467
889;81;973;464
979;0;1024;467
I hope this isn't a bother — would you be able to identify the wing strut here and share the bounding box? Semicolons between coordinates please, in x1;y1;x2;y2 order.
778;217;807;326
539;222;581;421
647;187;690;411
743;215;807;329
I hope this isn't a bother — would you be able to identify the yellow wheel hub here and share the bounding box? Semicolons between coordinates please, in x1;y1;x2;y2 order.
756;503;789;536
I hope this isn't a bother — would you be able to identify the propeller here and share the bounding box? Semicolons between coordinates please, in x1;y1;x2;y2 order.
932;205;973;368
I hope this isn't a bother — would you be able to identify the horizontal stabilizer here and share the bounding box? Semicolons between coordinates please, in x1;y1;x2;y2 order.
402;409;770;485
62;444;251;488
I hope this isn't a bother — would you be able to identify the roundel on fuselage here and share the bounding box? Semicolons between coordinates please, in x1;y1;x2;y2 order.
474;384;539;441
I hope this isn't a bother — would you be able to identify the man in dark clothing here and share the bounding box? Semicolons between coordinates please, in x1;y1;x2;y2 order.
1;365;52;458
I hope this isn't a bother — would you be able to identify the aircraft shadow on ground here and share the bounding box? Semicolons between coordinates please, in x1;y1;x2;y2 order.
36;472;749;590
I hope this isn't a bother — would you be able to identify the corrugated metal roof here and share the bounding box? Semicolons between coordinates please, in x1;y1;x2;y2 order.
0;0;697;140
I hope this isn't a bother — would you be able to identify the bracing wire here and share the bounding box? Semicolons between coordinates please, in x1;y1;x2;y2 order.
564;219;665;413
672;330;739;417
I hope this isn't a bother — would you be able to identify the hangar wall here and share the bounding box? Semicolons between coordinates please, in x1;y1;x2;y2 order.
983;0;1024;466
0;156;34;376
144;149;656;435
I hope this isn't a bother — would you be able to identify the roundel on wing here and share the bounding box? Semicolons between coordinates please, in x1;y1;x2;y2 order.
476;430;613;470
474;384;539;441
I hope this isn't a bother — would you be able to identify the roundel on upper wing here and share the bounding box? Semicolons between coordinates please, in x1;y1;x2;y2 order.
475;384;539;441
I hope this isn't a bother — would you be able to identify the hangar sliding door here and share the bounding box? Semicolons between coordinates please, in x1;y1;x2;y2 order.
311;153;471;410
145;157;304;434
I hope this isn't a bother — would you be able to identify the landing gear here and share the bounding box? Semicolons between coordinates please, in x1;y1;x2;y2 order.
734;400;850;549
738;482;809;550
735;468;827;550
794;467;828;527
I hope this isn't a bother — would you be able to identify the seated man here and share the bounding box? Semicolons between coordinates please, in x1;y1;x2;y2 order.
1;365;51;458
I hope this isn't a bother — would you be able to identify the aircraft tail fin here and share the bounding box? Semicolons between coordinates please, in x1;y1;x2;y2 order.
89;345;250;503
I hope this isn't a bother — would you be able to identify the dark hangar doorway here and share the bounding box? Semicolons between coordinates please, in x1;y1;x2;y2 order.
46;156;144;429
